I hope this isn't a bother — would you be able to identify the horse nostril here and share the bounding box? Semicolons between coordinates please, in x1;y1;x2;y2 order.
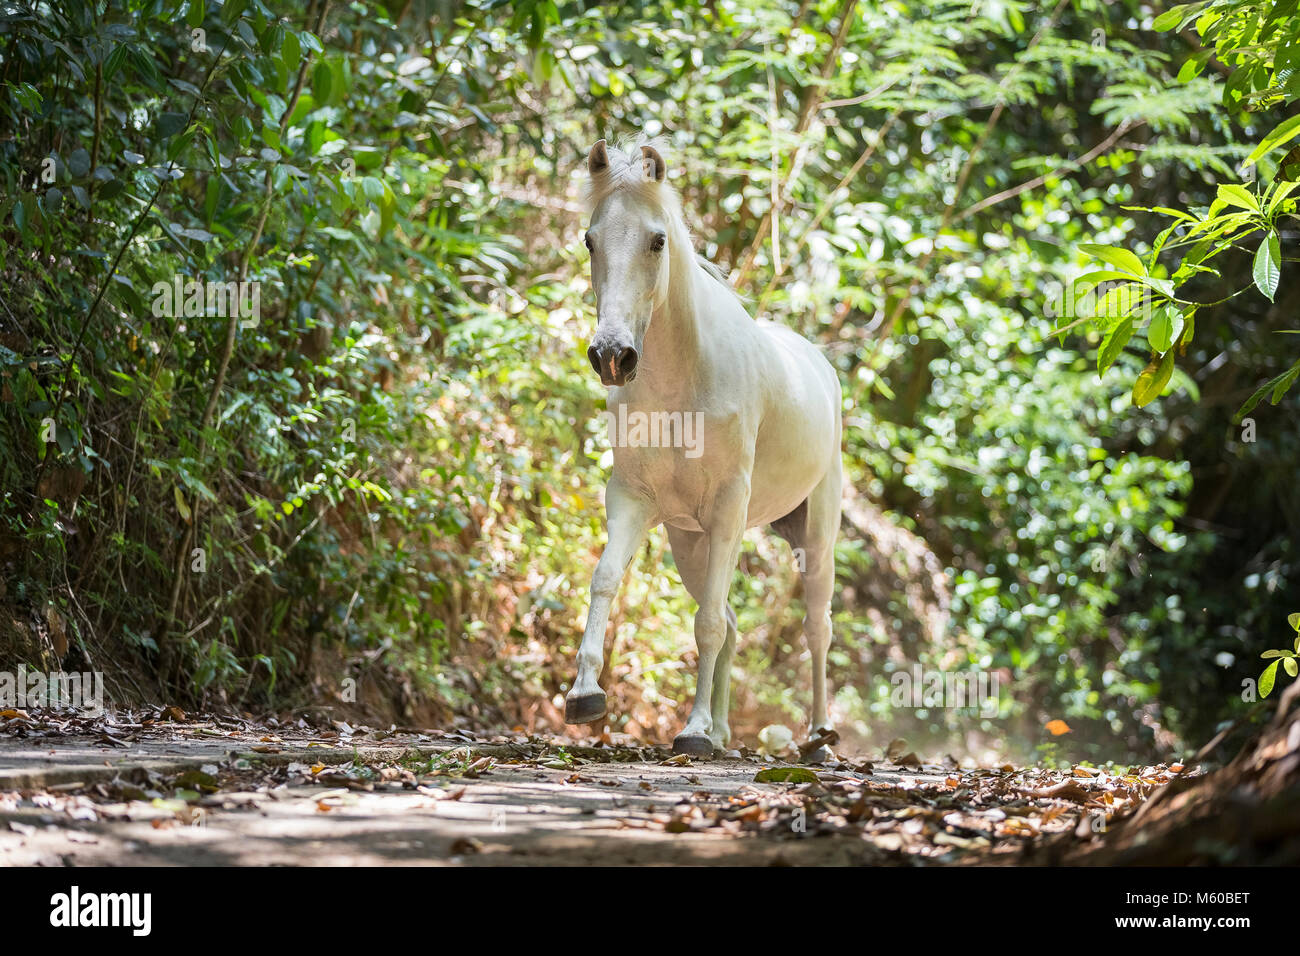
616;347;638;377
587;346;602;376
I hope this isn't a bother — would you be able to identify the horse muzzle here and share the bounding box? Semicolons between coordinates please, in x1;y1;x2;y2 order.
587;341;638;387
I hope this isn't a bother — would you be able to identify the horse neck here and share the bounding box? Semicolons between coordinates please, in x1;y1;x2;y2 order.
636;239;705;400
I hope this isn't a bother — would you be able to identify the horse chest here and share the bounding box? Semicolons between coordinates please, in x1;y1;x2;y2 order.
611;439;726;529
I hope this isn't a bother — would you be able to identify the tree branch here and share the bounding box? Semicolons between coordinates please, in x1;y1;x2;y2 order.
734;0;859;288
956;119;1141;221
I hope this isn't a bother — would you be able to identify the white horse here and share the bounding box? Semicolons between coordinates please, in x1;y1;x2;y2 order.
565;138;843;759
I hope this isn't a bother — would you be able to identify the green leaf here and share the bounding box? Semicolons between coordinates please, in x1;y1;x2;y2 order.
282;29;301;73
104;44;129;81
1244;114;1300;168
260;20;284;56
306;120;325;155
1080;243;1146;276
1099;316;1134;376
68;147;90;177
313;59;333;103
1286;658;1299;679
1235;359;1300;422
1252;231;1281;301
204;175;221;225
1216;183;1259;212
1281;146;1300;183
1147;305;1176;352
1289;612;1300;632
1133;350;1175;407
754;767;818;784
1094;283;1142;328
1073;269;1142;293
1260;659;1280;698
167;127;196;163
1123;204;1197;222
175;768;217;790
157;111;189;139
1153;4;1204;32
1178;308;1196;347
1176;48;1213;82
1271;361;1300;404
1266;180;1299;214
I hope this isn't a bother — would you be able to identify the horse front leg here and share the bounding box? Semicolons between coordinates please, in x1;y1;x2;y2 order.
565;477;655;725
708;605;737;750
673;482;748;757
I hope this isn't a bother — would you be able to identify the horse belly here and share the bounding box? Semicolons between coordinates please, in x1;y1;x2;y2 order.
747;339;839;526
746;437;829;527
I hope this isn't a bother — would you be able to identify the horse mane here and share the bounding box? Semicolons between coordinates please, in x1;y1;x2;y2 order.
584;136;744;307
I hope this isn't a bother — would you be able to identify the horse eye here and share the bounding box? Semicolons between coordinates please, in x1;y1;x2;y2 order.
584;233;593;251
651;232;666;252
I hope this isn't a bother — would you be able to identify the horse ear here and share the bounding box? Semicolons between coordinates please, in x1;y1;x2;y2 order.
641;144;666;183
588;139;609;176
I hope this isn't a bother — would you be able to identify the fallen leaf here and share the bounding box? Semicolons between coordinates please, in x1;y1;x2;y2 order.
1022;779;1090;803
174;769;218;792
754;767;818;784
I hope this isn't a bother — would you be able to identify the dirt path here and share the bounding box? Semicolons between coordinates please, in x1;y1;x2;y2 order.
0;710;1191;866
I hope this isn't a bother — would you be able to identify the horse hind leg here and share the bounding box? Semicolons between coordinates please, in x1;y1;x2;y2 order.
770;470;841;763
799;544;836;762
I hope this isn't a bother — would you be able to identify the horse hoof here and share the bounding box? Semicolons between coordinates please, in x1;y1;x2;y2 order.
802;745;832;765
799;727;838;765
564;692;607;725
671;733;715;758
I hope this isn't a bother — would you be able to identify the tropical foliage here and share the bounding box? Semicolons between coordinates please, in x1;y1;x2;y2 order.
1071;0;1300;418
1;0;1295;762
